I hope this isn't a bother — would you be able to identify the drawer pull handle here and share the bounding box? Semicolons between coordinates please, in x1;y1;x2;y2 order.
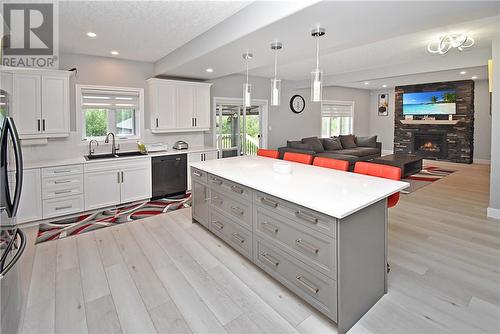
193;171;203;177
212;196;223;206
295;210;318;224
54;180;72;184
231;233;245;244
296;275;319;294
231;185;244;194
53;170;72;174
54;190;72;195
211;178;223;186
231;206;244;216
55;205;72;211
260;253;280;267
212;221;224;230
262;222;279;234
295;239;319;254
261;197;278;208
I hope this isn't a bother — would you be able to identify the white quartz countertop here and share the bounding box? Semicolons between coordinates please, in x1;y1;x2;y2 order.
190;155;409;219
21;146;217;170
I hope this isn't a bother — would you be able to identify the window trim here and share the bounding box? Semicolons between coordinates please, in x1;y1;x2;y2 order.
76;84;144;142
320;99;354;137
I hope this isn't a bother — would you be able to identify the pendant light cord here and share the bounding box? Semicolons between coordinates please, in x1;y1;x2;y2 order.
315;35;320;70
246;59;249;84
274;49;278;78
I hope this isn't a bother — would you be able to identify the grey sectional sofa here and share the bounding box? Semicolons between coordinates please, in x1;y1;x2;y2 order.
277;135;382;170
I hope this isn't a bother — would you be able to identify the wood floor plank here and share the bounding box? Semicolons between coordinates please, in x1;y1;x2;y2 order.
85;294;122;334
148;300;193;334
55;267;88;334
94;227;123;268
76;232;110;303
105;263;157;334
296;314;337;334
56;236;78;272
155;264;228;334
127;221;174;270
224;315;263;334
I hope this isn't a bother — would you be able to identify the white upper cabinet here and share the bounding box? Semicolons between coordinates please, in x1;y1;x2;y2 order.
148;78;212;133
7;68;71;139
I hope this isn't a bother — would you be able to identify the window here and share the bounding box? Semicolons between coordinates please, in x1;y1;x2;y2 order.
79;86;142;141
321;100;354;137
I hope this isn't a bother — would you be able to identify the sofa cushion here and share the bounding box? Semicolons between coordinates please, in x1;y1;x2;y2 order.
339;135;357;149
336;147;380;157
321;137;343;151
287;140;314;151
315;152;359;164
302;136;324;153
356;135;378;148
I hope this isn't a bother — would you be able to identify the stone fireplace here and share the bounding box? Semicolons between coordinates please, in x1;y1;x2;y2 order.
393;80;474;164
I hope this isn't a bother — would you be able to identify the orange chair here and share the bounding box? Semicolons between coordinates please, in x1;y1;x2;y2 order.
283;152;314;165
257;149;280;159
313;157;349;172
353;161;402;208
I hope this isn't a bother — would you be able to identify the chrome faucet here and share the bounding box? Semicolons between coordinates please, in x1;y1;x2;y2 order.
88;139;99;156
104;132;120;156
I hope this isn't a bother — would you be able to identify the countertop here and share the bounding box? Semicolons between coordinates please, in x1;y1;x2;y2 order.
21;146;217;170
190;155;409;219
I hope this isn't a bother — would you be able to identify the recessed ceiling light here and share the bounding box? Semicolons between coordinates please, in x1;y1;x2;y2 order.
364;82;369;85
471;76;477;79
110;50;119;56
87;32;97;38
460;71;467;75
205;68;214;73
382;84;387;88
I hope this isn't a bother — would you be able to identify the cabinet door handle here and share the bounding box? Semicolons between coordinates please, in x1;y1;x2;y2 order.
295;239;319;254
260;253;279;267
295;211;319;224
230;206;244;216
212;221;224;230
156;118;159;128
121;171;124;183
260;197;278;208
54;190;72;195
193;171;202;177
230;185;244;194
55;205;72;211
37;119;41;132
262;222;279;234
231;233;245;244
117;172;121;183
195;118;197;127
295;275;319;294
42;119;46;131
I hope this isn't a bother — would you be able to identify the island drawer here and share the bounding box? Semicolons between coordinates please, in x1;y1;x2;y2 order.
255;207;336;279
191;167;208;184
210;190;252;230
209;210;252;260
254;191;336;237
208;174;253;202
254;237;337;320
42;164;83;178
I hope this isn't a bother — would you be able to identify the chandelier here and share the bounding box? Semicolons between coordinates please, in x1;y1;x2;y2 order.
427;33;474;55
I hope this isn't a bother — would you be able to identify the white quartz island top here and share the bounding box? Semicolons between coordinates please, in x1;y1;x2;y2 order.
190;155;409;219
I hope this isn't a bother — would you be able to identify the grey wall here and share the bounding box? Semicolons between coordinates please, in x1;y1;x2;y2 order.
368;80;492;161
489;37;500;218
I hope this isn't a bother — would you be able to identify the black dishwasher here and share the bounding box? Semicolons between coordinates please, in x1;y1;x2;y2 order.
152;154;187;199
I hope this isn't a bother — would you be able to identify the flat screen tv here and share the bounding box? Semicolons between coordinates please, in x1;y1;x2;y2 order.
403;90;457;115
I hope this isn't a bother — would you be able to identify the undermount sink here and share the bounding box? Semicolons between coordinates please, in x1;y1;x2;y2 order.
85;151;146;161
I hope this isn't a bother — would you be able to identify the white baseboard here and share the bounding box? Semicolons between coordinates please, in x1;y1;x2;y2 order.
487;207;500;220
473;158;491;165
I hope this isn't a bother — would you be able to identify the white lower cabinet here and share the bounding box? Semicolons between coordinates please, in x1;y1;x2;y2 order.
84;158;151;211
187;150;217;190
9;169;43;224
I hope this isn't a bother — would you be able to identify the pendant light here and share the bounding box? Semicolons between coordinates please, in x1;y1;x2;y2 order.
242;51;253;107
311;27;325;102
270;41;283;106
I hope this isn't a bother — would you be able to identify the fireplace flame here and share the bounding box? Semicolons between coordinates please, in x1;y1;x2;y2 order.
420;141;440;152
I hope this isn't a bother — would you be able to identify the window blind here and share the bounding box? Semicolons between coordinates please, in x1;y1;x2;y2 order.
321;100;354;117
81;89;139;109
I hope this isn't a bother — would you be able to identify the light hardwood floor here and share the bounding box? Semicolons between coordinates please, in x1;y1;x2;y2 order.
18;161;500;334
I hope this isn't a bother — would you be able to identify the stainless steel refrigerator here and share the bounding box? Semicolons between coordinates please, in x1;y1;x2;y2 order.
1;87;27;334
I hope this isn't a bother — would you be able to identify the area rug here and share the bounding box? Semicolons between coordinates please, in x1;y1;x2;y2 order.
401;166;455;194
36;193;191;244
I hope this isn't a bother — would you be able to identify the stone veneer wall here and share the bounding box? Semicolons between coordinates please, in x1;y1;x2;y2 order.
394;80;474;164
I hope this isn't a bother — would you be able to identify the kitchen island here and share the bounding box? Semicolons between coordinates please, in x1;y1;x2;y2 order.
190;155;408;334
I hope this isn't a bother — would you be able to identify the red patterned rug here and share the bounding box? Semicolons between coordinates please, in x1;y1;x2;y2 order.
402;166;455;194
36;193;191;244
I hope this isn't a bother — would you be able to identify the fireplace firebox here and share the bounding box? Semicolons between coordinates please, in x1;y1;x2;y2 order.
410;131;448;159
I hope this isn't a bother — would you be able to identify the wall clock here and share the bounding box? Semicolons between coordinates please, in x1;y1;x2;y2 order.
290;95;305;114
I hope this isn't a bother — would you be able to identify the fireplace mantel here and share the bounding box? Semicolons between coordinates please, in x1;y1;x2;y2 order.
400;119;460;125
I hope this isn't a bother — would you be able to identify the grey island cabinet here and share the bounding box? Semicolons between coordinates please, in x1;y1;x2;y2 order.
190;155;408;334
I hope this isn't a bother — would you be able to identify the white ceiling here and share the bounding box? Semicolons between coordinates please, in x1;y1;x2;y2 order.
59;0;251;62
